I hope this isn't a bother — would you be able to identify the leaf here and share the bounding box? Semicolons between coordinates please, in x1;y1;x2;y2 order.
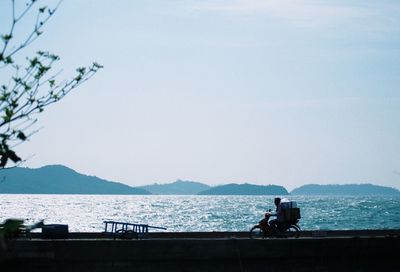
93;62;104;69
12;76;22;84
11;99;18;108
30;57;39;67
17;131;27;141
1;34;12;42
5;56;13;64
76;67;86;75
38;64;50;75
24;83;32;91
4;108;13;120
0;92;11;101
7;150;21;163
39;6;47;13
6;108;12;116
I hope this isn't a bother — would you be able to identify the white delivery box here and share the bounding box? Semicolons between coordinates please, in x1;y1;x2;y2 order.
280;199;297;210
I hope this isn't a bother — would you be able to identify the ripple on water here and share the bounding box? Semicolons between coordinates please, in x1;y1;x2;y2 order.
0;194;399;232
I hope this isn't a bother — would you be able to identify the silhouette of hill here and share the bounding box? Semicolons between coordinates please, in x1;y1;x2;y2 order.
291;184;400;196
0;165;150;195
4;165;397;197
139;180;210;195
198;183;289;195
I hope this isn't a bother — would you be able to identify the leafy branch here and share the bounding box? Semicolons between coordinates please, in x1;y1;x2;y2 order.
0;0;103;168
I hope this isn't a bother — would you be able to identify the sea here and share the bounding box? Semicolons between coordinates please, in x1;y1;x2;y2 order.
0;194;399;232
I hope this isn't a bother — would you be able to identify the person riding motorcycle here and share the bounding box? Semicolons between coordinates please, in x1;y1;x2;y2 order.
249;197;301;238
268;197;285;231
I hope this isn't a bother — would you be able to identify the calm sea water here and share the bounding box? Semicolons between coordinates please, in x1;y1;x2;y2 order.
0;194;399;232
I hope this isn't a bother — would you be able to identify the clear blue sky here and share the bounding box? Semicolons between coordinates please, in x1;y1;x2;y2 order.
1;0;399;190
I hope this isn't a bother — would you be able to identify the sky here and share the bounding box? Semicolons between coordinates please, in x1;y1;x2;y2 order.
1;0;399;190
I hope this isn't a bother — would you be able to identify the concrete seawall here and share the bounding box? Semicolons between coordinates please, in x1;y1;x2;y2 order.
1;231;399;272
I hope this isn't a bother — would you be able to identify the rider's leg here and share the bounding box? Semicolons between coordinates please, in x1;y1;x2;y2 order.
269;219;278;232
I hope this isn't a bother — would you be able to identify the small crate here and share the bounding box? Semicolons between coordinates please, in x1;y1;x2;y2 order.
42;224;69;239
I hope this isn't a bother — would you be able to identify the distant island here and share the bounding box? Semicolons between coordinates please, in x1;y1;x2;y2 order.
1;165;399;196
139;180;210;195
291;184;400;196
0;165;150;195
198;183;289;195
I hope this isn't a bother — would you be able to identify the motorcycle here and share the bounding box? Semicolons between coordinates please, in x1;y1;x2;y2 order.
249;209;301;238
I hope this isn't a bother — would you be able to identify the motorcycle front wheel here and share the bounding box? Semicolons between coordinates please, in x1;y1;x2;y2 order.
249;225;265;239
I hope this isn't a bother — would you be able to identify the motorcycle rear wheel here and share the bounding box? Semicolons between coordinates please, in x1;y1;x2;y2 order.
285;225;300;238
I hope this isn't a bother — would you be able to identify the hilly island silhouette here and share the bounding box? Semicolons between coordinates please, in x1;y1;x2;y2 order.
0;165;398;196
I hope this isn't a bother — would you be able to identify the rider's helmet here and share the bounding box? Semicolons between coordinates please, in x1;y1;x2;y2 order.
274;197;281;206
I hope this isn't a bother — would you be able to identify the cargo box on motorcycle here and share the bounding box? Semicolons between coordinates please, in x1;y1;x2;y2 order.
281;200;301;222
283;208;301;222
